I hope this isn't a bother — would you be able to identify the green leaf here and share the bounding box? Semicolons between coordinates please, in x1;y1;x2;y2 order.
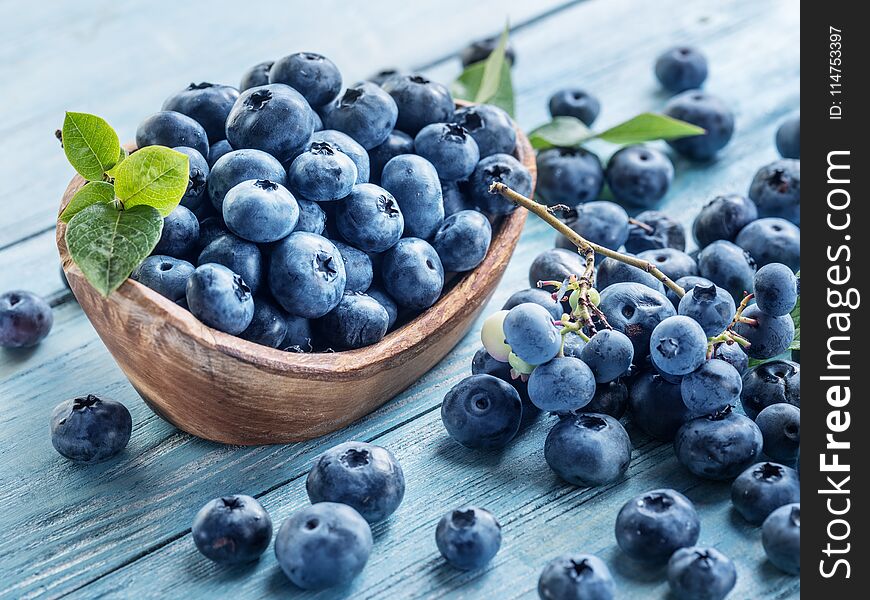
451;25;515;116
788;279;800;351
65;203;163;296
528;116;594;150
105;147;128;179
59;181;116;223
593;113;705;145
114;146;189;216
62;112;122;181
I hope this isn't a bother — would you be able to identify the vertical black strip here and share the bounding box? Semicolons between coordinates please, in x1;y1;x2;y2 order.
802;1;866;596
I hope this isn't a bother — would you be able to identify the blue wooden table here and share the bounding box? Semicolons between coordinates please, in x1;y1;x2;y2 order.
0;0;799;597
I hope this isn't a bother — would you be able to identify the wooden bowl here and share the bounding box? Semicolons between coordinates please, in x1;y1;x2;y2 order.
56;117;534;445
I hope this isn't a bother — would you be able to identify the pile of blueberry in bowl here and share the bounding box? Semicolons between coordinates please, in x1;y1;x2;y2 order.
128;51;532;352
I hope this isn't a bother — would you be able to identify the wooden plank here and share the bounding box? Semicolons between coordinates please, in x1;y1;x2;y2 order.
0;0;573;249
0;0;800;597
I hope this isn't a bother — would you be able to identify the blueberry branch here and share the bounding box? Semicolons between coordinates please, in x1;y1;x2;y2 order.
489;182;687;298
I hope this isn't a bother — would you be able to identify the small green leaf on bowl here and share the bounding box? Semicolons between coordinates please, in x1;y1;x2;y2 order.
59;181;115;223
452;24;515;116
528;116;594;150
593;113;705;145
65;203;163;297
105;147;128;179
114;146;190;216
62;112;122;181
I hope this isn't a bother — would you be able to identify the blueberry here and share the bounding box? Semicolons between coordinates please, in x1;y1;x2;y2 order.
503;302;561;365
545;413;631;486
606;145;674;208
538;553;615;600
775;114;800;159
692;194;758;248
269;52;341;108
239;61;274;91
454;104;516;158
471;347;535;414
667;546;736;600
655;46;708;93
650;315;708;376
637;248;697;281
761;504;800;574
503;288;562;320
756;403;800;464
380;238;444;309
322;81;399;149
318;292;389;349
535;147;604;207
288;141;357;202
136;110;209;159
435;506;502;570
731;461;800;524
381;154;444;239
711;340;748;374
626;210;686;253
222;179;299;243
441;180;474;216
208;148;287;211
528;356;596;412
192;495;272;564
460;35;517;67
50;394;132;462
173;146;209;211
740;359;800;419
681;359;742;415
207;139;233;168
368;68;403;86
529;248;586;291
432;210;491;272
282;314;314;352
614;489;700;564
579;330;634;383
748;159;800;225
335;183;405;253
753;263;798;317
732;304;794;359
132;255;195;303
367;285;398;329
368;129;414;183
561;332;588;358
0;290;53;348
697;240;756;302
628;371;693;441
580;379;629;420
468;153;533;216
239;297;289;348
162;82;239;143
557;201;629;251
663;91;734;161
274;502;373;589
678;283;735;336
381;74;454;135
186;263;254;334
198;233;263;294
305;129;371;183
332;241;373;293
599;283;676;359
667;275;712;308
414;123;480;181
548;88;601;126
225;84;316;163
735;218;800;271
269;232;346;318
675;408;763;480
594;256;666;294
150;206;198;261
441;373;523;449
306;441;405;523
294;199;327;235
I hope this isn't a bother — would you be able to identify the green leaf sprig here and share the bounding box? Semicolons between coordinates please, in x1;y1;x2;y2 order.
59;112;189;296
452;23;515;116
528;113;705;151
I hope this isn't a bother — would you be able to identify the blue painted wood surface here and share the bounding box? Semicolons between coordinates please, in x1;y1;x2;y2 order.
0;0;799;598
